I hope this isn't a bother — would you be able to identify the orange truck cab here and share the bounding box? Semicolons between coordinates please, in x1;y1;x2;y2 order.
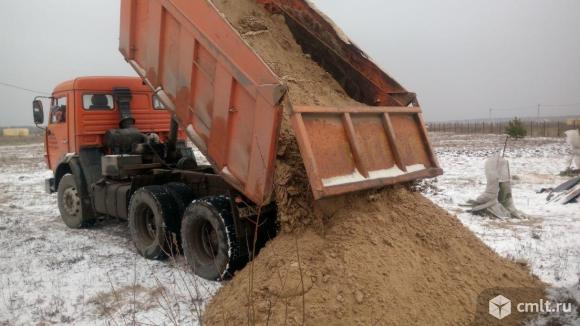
40;77;178;174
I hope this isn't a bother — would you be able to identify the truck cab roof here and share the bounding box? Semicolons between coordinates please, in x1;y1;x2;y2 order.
53;76;149;93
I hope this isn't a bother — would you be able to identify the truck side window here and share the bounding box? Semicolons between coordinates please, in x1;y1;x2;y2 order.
153;95;166;110
83;94;114;110
50;97;67;124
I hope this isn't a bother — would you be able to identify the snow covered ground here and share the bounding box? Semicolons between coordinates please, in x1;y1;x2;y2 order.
0;143;218;325
0;134;579;325
424;132;580;325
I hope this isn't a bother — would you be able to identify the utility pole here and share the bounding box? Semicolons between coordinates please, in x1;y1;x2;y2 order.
489;108;492;120
537;104;541;119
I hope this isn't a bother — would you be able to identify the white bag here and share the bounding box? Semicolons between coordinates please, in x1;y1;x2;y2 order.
468;153;525;219
565;129;580;169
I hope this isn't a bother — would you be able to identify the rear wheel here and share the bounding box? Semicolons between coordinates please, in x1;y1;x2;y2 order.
181;197;246;281
57;174;94;229
128;186;178;260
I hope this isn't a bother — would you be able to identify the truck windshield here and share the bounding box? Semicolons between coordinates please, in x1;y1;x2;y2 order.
83;94;114;110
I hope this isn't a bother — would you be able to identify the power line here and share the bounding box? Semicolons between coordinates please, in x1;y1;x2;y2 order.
489;102;580;119
541;102;580;108
0;81;50;95
491;102;580;111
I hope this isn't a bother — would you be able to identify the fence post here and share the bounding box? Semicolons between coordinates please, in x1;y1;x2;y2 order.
543;121;546;137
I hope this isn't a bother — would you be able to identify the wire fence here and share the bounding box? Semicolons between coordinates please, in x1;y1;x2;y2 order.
428;119;579;138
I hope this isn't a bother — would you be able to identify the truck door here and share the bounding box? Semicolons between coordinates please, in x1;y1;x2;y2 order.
46;95;70;169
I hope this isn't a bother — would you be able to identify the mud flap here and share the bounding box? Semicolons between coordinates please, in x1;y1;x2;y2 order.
69;158;98;222
45;178;56;194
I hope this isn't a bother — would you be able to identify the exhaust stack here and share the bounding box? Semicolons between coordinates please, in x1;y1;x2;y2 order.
113;87;134;129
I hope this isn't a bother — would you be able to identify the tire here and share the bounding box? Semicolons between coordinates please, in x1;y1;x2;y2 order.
163;182;195;232
181;196;246;281
57;174;94;229
128;186;179;260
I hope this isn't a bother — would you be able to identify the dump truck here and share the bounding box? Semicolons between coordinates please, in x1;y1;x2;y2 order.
33;0;442;281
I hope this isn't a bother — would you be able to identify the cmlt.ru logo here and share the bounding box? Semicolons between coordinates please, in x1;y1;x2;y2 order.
489;295;512;320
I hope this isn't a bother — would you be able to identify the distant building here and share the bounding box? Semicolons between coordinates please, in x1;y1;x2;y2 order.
2;128;30;137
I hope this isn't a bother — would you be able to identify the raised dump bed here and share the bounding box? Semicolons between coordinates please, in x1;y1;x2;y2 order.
119;0;442;205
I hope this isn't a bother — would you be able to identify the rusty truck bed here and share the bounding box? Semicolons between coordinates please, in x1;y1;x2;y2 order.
119;0;442;205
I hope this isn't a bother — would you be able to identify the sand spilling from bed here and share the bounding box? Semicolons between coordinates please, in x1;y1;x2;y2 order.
204;0;545;325
211;0;360;233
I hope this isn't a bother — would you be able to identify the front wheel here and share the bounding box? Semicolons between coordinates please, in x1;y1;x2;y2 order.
181;197;247;281
57;174;94;229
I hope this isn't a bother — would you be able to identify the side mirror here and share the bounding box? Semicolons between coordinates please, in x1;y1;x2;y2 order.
33;100;44;125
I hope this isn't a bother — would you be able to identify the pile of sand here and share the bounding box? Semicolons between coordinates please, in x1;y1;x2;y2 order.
204;189;543;325
205;0;544;324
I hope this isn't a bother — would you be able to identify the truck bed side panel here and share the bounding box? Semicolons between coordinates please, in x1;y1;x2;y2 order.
120;0;287;205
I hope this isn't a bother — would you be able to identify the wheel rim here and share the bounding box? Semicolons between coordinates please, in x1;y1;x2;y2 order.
63;187;81;216
201;222;219;259
135;204;158;245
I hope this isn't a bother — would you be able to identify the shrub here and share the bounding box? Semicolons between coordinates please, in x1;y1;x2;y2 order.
505;117;527;139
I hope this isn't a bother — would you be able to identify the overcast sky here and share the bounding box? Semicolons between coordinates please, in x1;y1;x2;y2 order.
0;0;579;127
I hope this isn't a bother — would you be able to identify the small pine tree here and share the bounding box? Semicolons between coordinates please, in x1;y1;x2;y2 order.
505;117;527;139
